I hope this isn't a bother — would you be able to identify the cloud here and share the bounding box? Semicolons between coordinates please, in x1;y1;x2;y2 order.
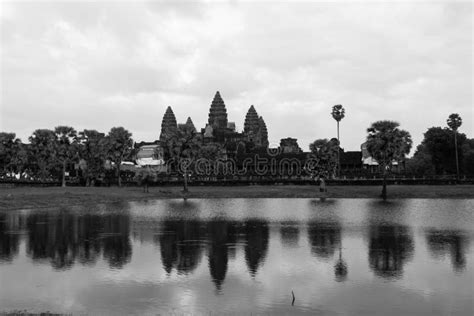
0;0;472;152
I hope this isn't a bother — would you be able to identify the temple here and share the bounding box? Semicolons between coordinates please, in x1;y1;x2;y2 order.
138;91;305;165
134;90;370;178
158;91;272;155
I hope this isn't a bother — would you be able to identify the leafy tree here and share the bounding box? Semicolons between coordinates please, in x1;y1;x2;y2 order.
365;121;412;200
0;132;21;178
198;143;223;179
10;142;30;179
54;126;79;187
78;129;107;186
447;113;462;180
331;104;345;177
135;166;156;193
309;138;339;178
462;139;474;176
405;144;435;176
105;127;133;187
29;129;57;181
163;125;201;192
422;127;466;175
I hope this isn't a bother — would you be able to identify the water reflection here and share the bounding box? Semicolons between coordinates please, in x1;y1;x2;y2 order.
0;213;21;262
280;221;300;247
365;200;414;279
243;220;269;277
426;229;470;272
368;224;414;279
207;221;237;290
24;209;132;270
101;214;132;268
158;220;204;275
334;245;348;282
308;221;341;260
1;199;473;315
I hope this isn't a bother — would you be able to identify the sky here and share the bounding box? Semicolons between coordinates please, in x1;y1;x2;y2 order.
1;0;472;153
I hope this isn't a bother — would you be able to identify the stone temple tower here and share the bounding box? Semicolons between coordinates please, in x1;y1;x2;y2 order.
185;117;196;133
208;91;228;130
159;106;177;142
244;105;269;148
258;116;269;147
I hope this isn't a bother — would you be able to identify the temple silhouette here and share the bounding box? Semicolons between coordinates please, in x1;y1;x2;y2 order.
135;91;365;177
160;91;271;153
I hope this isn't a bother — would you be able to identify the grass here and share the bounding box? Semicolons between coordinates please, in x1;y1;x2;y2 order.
1;184;473;210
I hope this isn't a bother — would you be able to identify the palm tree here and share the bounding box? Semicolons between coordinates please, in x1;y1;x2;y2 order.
447;113;462;181
54;126;78;187
331;105;345;177
366;121;412;200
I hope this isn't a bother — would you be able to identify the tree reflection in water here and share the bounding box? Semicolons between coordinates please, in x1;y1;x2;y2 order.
101;213;132;269
307;221;341;260
0;212;21;262
24;209;131;270
334;244;348;282
426;229;469;272
158;220;204;276
368;224;414;279
365;200;414;280
280;221;300;248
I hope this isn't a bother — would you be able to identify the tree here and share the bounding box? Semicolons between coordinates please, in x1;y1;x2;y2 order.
54;126;78;187
105;127;133;187
462;139;474;176
29;129;57;181
0;132;21;178
78;129;107;186
405;144;435;176
331;104;345;177
422;127;466;175
309;138;339;178
198;143;223;179
365;121;412;200
447;113;462;180
163;125;201;192
135;166;156;193
10;142;29;179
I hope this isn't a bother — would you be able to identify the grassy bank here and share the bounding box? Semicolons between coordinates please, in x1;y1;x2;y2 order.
1;184;474;210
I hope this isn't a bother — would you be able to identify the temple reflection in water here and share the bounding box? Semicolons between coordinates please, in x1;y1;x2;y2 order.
1;204;471;293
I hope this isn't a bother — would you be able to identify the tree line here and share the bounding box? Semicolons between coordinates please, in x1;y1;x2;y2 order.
0;126;133;187
1;113;472;199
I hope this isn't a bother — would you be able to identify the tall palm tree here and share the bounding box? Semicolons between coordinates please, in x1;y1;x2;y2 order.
331;105;345;177
447;113;462;180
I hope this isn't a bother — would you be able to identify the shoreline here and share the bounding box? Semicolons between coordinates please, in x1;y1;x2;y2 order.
1;185;474;210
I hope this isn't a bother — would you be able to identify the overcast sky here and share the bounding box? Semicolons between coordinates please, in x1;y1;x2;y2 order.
1;0;472;152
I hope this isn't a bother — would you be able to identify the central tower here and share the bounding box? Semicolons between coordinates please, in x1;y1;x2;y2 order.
208;91;228;130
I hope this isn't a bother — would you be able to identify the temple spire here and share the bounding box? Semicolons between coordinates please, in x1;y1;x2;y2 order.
160;106;177;141
208;91;228;129
185;117;196;132
244;105;259;134
258;116;269;147
244;105;268;148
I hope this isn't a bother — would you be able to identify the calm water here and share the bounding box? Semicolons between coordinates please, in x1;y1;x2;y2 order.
0;199;473;315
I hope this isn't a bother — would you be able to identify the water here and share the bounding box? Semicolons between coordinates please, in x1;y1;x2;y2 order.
0;199;473;315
